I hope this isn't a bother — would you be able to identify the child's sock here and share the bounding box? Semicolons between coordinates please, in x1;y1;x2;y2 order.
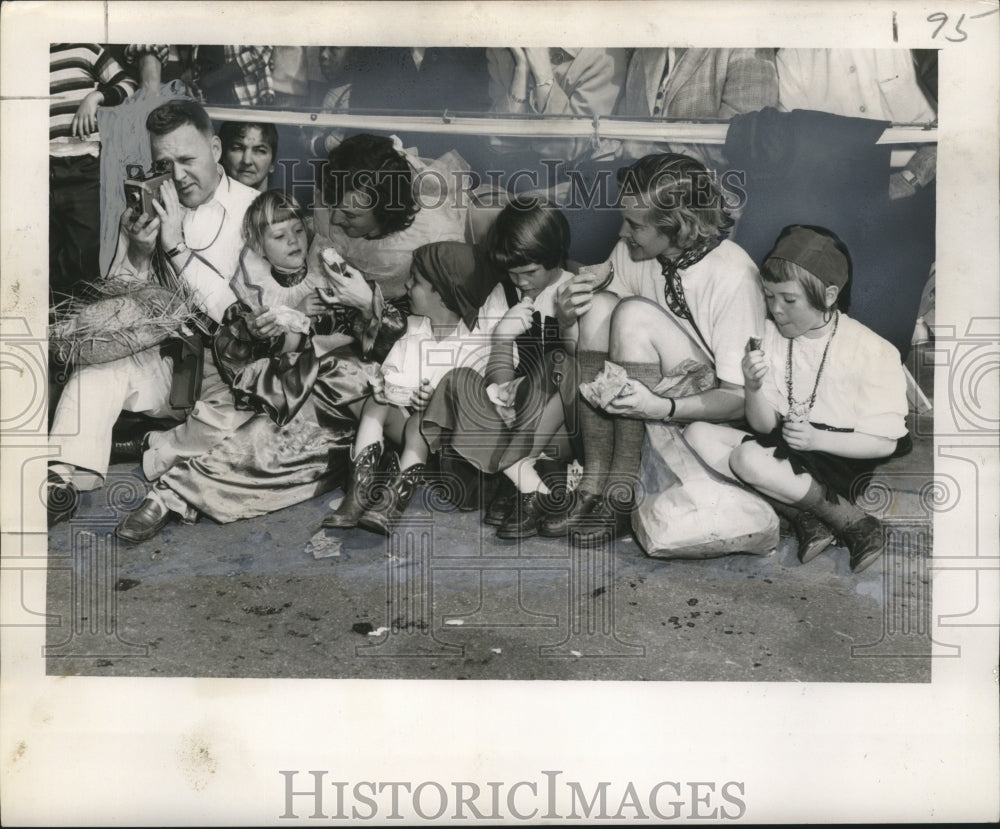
576;349;614;495
793;479;867;531
503;457;550;495
607;361;663;501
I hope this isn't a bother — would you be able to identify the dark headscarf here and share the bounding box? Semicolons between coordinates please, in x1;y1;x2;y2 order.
766;225;849;291
410;242;498;329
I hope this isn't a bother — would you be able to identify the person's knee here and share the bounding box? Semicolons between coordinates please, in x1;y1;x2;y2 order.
609;298;659;361
577;291;619;351
729;441;765;486
682;421;715;458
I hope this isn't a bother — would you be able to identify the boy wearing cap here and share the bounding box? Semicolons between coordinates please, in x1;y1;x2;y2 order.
684;224;911;573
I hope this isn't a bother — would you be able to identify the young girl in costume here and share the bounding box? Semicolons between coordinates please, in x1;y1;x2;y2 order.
684;225;910;573
422;196;577;539
322;241;505;536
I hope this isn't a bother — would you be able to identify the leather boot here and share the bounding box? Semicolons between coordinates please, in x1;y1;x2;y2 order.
322;442;382;529
841;515;886;573
496;490;549;540
568;495;633;544
484;476;517;526
538;489;602;538
793;510;836;563
357;452;426;536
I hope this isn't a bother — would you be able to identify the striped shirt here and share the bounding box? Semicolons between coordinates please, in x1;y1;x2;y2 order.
50;43;136;156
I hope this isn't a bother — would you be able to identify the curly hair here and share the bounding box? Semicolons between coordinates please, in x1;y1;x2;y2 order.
319;133;418;238
615;153;732;252
217;121;278;156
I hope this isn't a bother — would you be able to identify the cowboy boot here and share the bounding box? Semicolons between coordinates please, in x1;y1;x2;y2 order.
321;442;383;529
357;451;426;536
840;515;886;573
792;510;836;564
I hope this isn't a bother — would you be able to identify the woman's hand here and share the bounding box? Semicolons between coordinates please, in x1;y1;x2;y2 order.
523;48;554;82
71;90;104;139
523;48;555;109
320;257;373;312
245;306;274;339
506;47;529;108
741;346;768;392
604;378;669;420
508;47;527;68
151;180;185;253
370;372;388;405
493;298;534;340
299;290;330;318
782;419;822;452
555;268;603;327
409;379;434;411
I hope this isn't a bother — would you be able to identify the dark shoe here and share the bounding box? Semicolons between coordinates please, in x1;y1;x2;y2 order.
438;446;483;511
538;489;602;538
496;491;547;540
793;510;836;564
357;454;426;536
115;495;173;543
322;442;382;529
484;477;517;526
569;495;632;544
841;515;886;573
47;471;78;527
109;432;150;465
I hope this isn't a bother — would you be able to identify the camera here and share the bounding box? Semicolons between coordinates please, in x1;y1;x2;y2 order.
123;161;171;221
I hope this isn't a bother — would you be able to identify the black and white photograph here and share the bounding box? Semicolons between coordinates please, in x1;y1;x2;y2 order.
1;1;997;824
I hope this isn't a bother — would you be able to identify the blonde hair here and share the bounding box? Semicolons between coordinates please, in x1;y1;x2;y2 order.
242;190;312;256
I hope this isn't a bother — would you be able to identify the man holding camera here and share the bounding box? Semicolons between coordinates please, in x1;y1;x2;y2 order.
48;100;260;526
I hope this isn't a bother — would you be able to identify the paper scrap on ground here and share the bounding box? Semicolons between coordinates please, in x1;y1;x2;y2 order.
305;531;342;559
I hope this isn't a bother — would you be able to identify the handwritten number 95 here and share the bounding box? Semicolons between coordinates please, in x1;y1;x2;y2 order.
928;11;967;41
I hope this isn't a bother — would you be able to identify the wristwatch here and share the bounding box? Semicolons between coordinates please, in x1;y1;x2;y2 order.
899;169;919;188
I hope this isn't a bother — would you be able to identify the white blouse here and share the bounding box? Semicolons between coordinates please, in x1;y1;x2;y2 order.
759;314;908;439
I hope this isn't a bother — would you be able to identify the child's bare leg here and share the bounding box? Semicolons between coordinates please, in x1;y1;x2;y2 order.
380;405;412;447
528;393;570;460
683;422;749;481
728;441;812;503
503;393;574;494
399;412;430;470
729;440;870;532
354;398;391;453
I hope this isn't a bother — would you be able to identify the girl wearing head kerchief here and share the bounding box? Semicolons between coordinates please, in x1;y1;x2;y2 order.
323;241;506;535
684;225;911;574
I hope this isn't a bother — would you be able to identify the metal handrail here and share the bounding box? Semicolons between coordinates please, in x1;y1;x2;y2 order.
205;106;938;145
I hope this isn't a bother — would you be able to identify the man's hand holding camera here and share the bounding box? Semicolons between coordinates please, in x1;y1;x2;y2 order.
124;179;187;271
122;209;160;270
150;179;185;255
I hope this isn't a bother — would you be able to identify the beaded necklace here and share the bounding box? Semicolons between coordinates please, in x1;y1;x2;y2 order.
785;311;839;421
